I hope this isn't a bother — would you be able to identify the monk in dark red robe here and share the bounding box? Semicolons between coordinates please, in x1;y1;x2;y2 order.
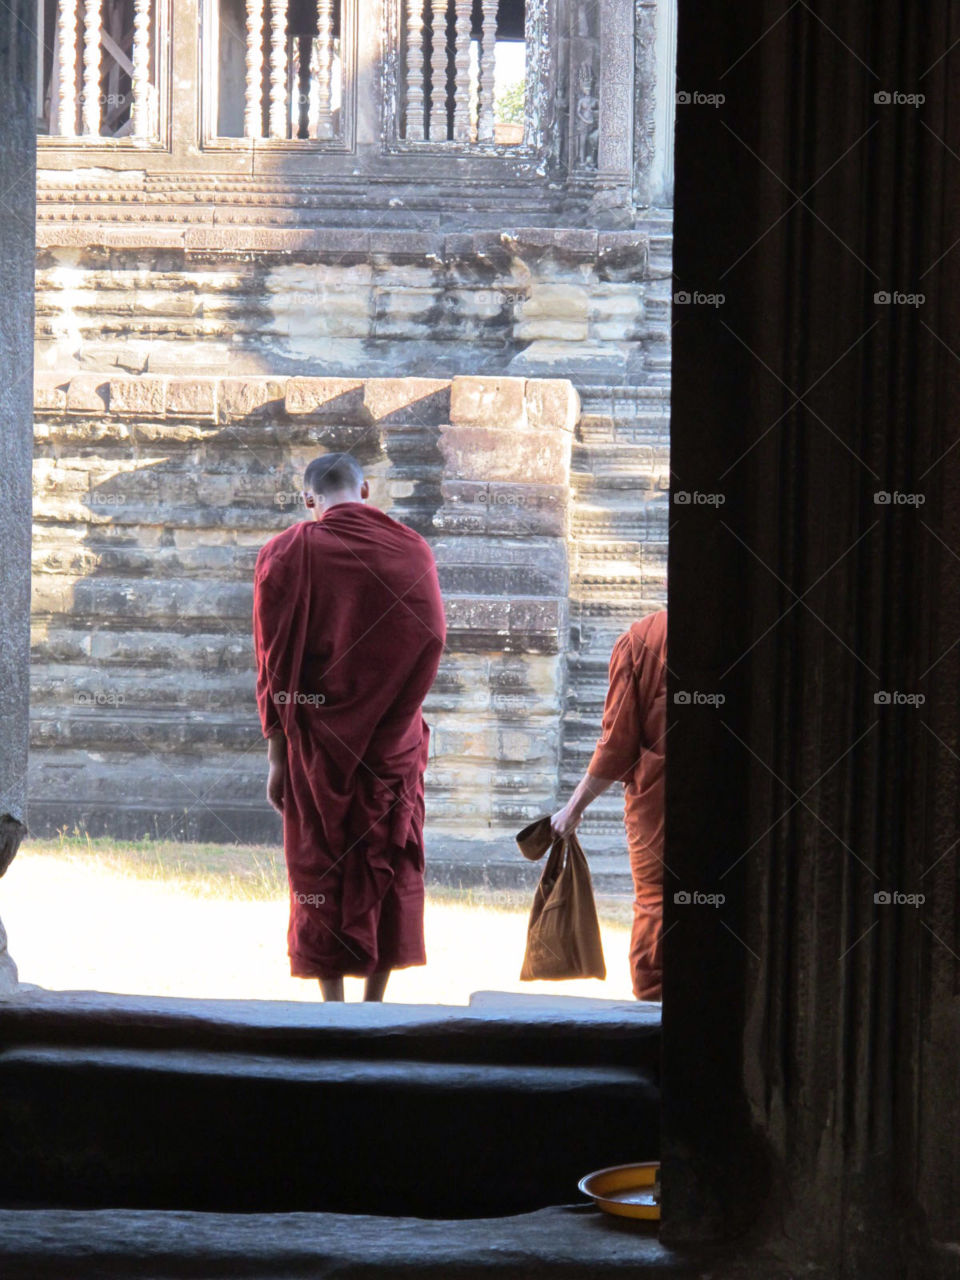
253;454;446;1001
551;610;667;1000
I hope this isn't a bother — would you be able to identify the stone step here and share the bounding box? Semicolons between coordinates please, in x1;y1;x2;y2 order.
0;1204;726;1280
562;690;616;720
571;441;671;474
572;538;658;561
577;383;672;406
571;506;669;539
30;626;254;671
0;995;659;1220
571;473;668;497
572;596;656;621
572;570;665;597
30;574;254;626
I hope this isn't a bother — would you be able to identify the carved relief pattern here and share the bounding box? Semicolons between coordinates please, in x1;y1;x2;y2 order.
573;61;599;169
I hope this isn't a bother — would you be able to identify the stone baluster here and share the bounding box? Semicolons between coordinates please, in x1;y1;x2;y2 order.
452;0;471;141
477;0;497;142
404;0;425;140
80;0;100;136
268;0;287;138
315;0;334;139
244;0;264;138
428;0;448;140
56;0;79;136
129;0;151;137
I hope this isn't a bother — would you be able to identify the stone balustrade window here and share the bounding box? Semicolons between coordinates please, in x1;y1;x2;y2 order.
37;0;165;140
34;0;562;162
398;0;529;147
207;0;346;142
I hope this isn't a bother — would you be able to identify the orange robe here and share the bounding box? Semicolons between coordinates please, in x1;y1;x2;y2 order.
588;610;667;1000
253;502;446;980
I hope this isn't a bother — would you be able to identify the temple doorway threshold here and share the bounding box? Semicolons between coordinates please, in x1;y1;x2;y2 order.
0;986;660;1221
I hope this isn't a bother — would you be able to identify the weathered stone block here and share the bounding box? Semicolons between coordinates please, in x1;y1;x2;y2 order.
283;378;366;419
33;374;68;412
525;380;580;433
369;230;444;259
364;379;450;425
598;231;651;281
591;319;641;341
431;725;501;759
217;379;285;422
65;375;109;413
449;377;527;429
432;509;488;534
439;424;570;485
514;318;589;342
509;598;565;639
501;229;599;258
108;377;166;416
437;564;565;597
497;727;556;763
166;378;217;420
32;461;91;497
443;596;511;633
520;284;590;321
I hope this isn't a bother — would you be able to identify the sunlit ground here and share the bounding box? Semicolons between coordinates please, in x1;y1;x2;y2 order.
1;838;635;1005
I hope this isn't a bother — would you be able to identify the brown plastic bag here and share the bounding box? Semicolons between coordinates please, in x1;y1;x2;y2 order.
517;817;606;981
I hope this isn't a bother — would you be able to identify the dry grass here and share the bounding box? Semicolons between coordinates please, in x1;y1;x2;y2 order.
27;833;634;927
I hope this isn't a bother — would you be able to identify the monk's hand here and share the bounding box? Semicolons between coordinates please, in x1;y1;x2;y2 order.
267;761;285;813
550;802;581;838
266;734;286;813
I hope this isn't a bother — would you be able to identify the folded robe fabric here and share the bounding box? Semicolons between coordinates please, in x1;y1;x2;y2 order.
517;817;606;981
253;502;446;980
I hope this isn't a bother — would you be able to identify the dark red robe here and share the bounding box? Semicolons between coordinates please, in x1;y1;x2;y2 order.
253;502;446;979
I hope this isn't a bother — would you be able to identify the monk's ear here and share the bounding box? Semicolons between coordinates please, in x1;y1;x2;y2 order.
360;479;370;500
302;490;315;509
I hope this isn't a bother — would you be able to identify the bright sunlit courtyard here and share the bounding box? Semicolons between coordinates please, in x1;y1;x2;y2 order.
1;837;635;1006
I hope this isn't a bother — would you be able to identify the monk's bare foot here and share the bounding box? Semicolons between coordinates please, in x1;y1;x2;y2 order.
364;971;390;1002
319;978;344;1001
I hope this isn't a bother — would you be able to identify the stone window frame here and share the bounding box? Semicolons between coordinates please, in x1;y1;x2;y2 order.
198;0;359;152
380;0;561;166
37;0;175;151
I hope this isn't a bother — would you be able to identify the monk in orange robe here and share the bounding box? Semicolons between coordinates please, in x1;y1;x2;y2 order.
551;610;667;1000
253;454;446;1002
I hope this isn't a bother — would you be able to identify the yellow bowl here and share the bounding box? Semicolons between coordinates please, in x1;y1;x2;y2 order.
578;1162;661;1220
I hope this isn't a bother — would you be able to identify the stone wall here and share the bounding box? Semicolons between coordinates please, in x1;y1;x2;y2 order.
33;225;668;384
30;372;579;882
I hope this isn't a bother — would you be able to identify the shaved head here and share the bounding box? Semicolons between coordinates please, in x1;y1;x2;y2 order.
303;453;364;498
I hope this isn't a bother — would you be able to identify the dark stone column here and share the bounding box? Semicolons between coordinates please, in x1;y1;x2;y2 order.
664;2;960;1275
0;0;36;989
